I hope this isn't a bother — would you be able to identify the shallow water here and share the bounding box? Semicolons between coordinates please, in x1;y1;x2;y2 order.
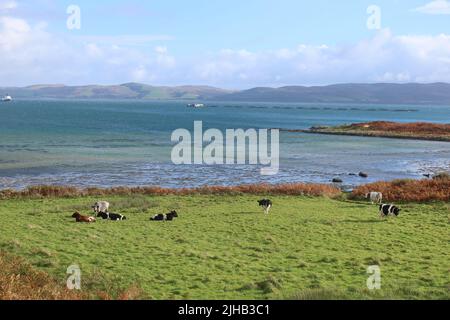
0;99;449;189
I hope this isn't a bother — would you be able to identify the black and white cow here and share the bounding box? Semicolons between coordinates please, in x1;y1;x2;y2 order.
97;212;126;221
150;211;178;221
379;204;401;218
258;199;273;214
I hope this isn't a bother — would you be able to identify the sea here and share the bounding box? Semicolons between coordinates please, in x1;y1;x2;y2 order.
0;99;449;190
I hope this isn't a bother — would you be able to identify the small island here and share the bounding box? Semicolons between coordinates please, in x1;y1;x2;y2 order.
294;121;450;142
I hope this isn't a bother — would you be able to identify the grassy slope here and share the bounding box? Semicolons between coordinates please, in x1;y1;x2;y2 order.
0;195;448;300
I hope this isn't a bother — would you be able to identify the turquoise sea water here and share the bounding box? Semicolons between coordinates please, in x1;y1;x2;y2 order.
0;99;449;189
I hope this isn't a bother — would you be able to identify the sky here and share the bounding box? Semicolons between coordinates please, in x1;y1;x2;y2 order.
0;0;450;88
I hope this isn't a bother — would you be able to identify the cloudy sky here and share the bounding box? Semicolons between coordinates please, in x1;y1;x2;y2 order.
0;0;449;88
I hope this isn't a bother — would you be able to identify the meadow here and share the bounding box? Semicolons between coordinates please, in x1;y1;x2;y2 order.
0;193;448;300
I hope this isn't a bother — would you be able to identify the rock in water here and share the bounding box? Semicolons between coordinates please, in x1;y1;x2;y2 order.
359;172;369;178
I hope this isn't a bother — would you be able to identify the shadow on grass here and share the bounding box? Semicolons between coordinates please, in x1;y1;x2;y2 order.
232;211;261;215
341;219;385;224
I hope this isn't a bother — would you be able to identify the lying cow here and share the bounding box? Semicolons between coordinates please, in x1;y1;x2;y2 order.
150;211;178;221
72;212;96;223
92;201;110;214
366;192;383;204
97;212;126;221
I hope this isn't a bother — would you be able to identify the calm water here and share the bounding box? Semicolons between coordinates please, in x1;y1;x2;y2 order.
0;99;449;189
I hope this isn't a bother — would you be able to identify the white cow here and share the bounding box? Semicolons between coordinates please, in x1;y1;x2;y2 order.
92;201;110;213
366;192;383;204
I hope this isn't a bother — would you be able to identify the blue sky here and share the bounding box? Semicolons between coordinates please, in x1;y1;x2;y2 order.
1;0;450;87
36;0;450;50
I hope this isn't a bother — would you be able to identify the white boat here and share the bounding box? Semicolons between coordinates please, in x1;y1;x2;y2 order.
2;95;12;102
187;103;205;108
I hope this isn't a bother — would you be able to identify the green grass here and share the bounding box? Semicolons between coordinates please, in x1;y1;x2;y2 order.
0;195;448;300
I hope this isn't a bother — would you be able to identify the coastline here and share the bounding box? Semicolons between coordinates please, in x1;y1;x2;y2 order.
282;121;450;142
1;176;449;202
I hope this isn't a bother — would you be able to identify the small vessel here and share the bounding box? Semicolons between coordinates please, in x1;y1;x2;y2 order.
2;94;12;102
187;103;205;108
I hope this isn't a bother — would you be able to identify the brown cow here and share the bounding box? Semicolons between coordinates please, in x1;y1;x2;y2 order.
72;212;96;223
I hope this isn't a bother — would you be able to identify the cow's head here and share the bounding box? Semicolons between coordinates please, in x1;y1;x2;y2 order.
97;212;108;219
72;212;81;218
169;210;178;217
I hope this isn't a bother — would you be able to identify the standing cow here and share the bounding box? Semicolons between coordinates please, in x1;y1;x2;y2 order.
92;201;110;214
258;199;273;214
366;192;383;204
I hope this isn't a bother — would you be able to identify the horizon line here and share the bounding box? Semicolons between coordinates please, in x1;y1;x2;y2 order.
2;81;450;91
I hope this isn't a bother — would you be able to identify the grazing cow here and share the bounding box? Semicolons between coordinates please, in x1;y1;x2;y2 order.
92;201;110;214
72;212;96;223
379;204;401;218
150;211;178;221
97;212;126;221
366;192;383;204
258;199;273;214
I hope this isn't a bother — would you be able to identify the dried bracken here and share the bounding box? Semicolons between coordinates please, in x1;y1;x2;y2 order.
307;121;450;141
0;251;145;300
0;251;84;300
0;183;342;199
350;177;450;202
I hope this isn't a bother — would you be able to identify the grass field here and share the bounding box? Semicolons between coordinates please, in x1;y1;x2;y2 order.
0;194;448;300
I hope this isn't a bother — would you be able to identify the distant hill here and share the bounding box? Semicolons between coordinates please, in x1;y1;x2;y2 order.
1;83;450;104
213;83;450;104
0;83;232;100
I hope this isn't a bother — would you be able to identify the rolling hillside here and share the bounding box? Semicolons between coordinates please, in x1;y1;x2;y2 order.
214;83;450;104
2;83;450;104
0;83;231;100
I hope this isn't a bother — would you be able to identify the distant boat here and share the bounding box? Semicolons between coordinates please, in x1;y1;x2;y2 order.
187;103;205;108
2;95;12;102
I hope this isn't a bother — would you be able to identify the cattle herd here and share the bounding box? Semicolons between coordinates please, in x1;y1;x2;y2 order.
71;192;400;224
71;201;179;223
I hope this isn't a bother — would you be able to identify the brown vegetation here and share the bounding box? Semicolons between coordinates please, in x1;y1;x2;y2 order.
305;121;450;141
0;183;342;200
1;176;448;203
0;251;85;300
349;121;450;135
0;251;145;300
350;176;450;202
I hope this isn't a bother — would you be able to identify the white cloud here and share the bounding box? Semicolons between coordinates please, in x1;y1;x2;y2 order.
414;0;450;15
191;29;450;87
85;43;103;58
0;1;17;11
155;46;168;54
0;7;177;85
131;65;152;82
